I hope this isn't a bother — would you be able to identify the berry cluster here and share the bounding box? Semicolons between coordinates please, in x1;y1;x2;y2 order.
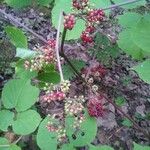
87;97;104;117
72;0;89;10
40;90;66;103
24;47;55;71
64;14;76;30
47;39;56;49
87;9;105;23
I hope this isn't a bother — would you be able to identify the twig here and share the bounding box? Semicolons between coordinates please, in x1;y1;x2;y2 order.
102;0;143;10
55;11;64;82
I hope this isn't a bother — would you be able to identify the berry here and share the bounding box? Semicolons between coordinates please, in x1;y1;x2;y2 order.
85;25;95;33
91;65;107;77
81;31;93;43
64;14;76;30
47;39;56;49
87;98;104;117
87;9;105;23
72;0;88;10
40;90;66;103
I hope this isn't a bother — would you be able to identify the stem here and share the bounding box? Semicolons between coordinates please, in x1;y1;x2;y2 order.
55;11;64;82
60;29;67;53
102;0;143;10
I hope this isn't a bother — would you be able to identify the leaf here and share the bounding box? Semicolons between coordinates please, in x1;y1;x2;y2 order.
133;142;150;150
89;144;114;150
36;117;57;150
0;110;14;131
115;97;126;106
5;0;31;8
12;109;42;135
0;137;9;150
2;79;39;112
5;26;28;48
16;48;38;59
121;118;133;127
9;144;21;150
131;15;150;53
66;110;97;147
118;12;141;29
117;29;144;60
37;0;54;6
62;59;86;80
37;71;60;84
113;0;145;9
15;60;37;80
59;144;75;150
132;59;150;84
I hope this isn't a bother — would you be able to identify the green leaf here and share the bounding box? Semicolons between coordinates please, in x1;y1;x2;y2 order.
113;0;145;9
117;29;144;60
5;26;28;48
62;59;86;80
66;110;97;147
59;144;75;150
38;71;60;84
37;0;54;6
36;117;57;150
132;59;150;84
89;144;114;150
12;110;42;135
121;118;133;127
0;110;14;131
2;79;39;112
131;15;150;53
115;97;126;106
9;144;21;150
133;142;150;150
0;137;9;150
16;48;37;59
15;60;37;80
118;12;141;29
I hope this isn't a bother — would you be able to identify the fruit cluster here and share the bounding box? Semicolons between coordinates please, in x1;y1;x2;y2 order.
47;39;56;49
87;9;105;23
87;97;104;117
72;0;89;10
64;14;76;30
40;90;66;103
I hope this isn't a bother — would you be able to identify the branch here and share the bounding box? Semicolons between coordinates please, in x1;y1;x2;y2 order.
102;0;143;10
55;11;64;82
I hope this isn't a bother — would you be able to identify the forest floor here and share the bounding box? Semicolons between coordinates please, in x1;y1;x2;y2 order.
0;4;150;150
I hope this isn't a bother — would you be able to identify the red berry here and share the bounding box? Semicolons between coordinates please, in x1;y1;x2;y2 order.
64;14;76;30
72;0;88;10
87;98;103;117
91;65;107;77
85;25;95;33
47;39;56;49
81;31;93;43
87;9;105;23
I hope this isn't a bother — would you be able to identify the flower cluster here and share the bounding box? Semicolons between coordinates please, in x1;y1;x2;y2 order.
65;96;85;128
46;115;67;142
87;97;104;117
64;14;76;30
72;0;89;10
60;80;71;93
24;46;56;71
